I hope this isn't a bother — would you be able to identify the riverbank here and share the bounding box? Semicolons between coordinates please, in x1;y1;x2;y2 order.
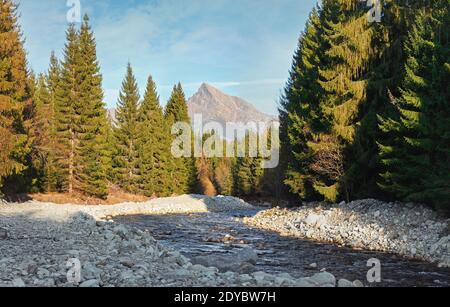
244;199;450;268
0;196;355;287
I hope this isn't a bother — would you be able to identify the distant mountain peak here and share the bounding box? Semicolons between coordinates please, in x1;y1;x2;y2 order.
198;83;224;98
187;83;277;130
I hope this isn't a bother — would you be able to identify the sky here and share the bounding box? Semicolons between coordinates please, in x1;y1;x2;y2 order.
17;0;317;115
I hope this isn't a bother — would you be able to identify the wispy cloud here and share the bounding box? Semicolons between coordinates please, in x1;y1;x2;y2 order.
179;79;285;89
18;0;316;115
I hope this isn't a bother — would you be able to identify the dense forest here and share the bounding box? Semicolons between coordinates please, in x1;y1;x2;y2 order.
0;0;448;210
280;0;449;210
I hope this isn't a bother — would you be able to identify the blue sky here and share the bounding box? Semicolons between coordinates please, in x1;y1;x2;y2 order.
18;0;317;115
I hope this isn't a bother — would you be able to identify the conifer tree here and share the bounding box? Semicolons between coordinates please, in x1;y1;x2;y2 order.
0;0;32;194
54;17;109;198
280;7;326;200
165;83;195;195
312;0;375;202
138;76;172;197
29;52;61;192
45;52;63;189
54;23;80;194
378;3;450;208
76;15;109;198
30;74;58;191
113;63;141;193
235;134;263;196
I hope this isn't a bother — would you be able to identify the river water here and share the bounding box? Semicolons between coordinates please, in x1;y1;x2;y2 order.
115;209;450;287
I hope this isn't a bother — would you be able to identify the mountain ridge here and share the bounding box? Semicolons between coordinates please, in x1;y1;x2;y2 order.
187;83;277;127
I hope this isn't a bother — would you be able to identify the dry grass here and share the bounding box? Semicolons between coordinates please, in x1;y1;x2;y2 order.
30;185;150;206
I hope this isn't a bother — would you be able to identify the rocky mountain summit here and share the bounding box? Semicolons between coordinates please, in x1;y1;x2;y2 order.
187;83;277;129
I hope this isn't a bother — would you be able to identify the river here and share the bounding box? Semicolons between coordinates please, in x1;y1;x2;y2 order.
115;209;450;287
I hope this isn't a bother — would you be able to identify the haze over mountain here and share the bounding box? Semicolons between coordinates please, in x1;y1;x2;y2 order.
187;83;277;128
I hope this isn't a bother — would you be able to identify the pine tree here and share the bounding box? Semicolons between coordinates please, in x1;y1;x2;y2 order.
138;76;172;197
113;63;141;193
378;2;450;208
281;7;326;200
54;17;109;198
45;52;64;190
76;15;109;198
30;73;57;191
54;23;80;193
29;52;62;192
311;0;375;202
165;83;195;195
0;0;32;194
235;133;263;197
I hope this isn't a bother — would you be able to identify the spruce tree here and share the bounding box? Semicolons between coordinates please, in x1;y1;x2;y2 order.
54;17;109;198
54;23;80;193
280;7;326;200
0;0;32;194
113;63;141;193
312;0;375;202
29;52;61;192
138;76;172;197
45;52;63;190
76;15;109;198
378;3;450;208
30;73;58;191
165;83;195;195
235;133;263;197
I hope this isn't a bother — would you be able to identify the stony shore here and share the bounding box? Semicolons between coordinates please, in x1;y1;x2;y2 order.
244;199;450;268
0;195;360;287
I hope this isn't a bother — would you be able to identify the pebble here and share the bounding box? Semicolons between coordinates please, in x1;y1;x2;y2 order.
0;227;8;240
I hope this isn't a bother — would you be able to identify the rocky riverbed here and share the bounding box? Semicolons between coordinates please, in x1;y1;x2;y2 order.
0;196;350;287
244;199;450;268
1;196;449;287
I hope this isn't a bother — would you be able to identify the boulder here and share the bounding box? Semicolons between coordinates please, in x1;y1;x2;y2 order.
12;278;26;287
79;279;100;288
309;272;336;287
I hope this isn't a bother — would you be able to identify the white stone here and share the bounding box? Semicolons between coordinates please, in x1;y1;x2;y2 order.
310;272;336;287
338;279;354;287
12;278;26;287
79;279;100;288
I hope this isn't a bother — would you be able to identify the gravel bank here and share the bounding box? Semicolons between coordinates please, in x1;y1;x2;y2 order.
0;195;360;287
0;195;254;222
244;199;450;268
